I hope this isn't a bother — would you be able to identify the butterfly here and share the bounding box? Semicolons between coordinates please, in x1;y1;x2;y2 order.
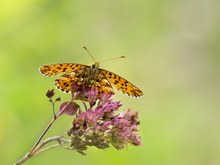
39;50;143;97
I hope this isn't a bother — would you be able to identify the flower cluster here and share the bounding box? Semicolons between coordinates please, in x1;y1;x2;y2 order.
60;85;142;155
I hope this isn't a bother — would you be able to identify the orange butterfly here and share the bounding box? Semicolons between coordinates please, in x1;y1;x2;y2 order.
39;48;143;97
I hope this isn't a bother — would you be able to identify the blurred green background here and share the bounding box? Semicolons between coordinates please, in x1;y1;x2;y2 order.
0;0;219;165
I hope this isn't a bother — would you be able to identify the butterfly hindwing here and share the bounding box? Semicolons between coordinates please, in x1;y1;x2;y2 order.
55;72;78;93
55;71;114;95
93;78;115;95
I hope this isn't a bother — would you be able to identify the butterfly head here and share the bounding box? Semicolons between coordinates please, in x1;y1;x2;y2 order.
93;61;100;69
90;62;100;76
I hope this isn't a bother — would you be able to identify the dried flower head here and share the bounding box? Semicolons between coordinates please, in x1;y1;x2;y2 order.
46;89;55;98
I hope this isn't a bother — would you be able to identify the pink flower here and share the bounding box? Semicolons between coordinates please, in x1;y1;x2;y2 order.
64;85;142;154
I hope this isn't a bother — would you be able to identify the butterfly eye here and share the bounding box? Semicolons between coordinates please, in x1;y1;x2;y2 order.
90;64;97;77
91;64;96;71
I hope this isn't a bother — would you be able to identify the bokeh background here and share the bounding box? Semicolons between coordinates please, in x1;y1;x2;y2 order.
0;0;219;165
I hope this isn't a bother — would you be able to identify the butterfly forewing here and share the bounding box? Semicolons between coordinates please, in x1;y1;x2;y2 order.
39;63;88;77
99;69;143;97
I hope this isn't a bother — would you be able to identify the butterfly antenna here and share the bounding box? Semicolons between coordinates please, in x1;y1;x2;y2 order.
100;56;126;63
83;46;96;62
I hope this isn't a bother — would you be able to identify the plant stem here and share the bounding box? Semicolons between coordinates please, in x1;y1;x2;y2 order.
29;96;74;155
14;134;70;165
14;96;75;164
28;117;56;155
